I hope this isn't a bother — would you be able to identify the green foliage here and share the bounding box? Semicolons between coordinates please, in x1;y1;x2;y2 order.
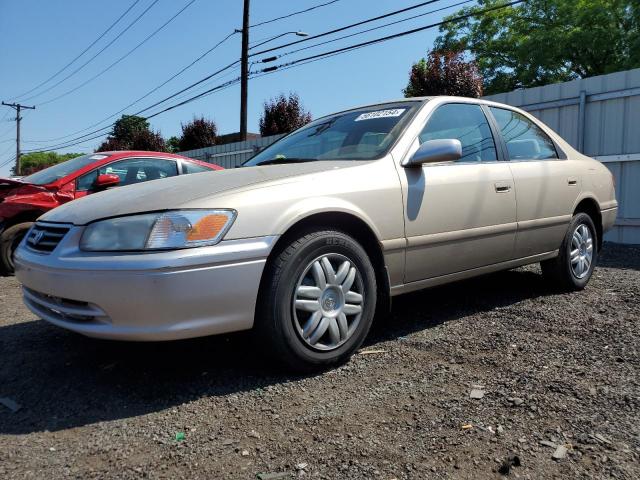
166;136;181;153
178;117;217;151
403;50;483;98
17;152;84;176
97;114;166;152
111;115;150;145
435;0;640;94
259;93;312;136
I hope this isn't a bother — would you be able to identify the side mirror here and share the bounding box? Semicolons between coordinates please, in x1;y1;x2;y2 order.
403;139;462;167
94;173;120;190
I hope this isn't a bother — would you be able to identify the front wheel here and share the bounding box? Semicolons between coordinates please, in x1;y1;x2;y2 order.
0;222;34;276
541;213;597;290
256;230;377;371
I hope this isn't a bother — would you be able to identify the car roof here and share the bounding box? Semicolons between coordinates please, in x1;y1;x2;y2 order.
39;150;221;187
97;150;192;160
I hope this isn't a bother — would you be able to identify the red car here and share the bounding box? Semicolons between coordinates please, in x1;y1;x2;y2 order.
0;151;222;274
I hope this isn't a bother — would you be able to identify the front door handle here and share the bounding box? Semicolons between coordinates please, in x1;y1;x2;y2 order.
494;182;512;193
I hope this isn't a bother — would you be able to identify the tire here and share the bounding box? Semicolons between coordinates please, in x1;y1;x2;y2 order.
256;229;377;371
541;212;598;291
0;222;34;276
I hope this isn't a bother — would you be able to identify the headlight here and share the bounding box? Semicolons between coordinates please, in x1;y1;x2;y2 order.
80;210;236;252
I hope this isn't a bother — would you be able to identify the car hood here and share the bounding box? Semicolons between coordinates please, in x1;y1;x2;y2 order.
41;161;357;225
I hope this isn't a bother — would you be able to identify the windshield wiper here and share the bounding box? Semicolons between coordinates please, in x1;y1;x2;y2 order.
254;157;318;166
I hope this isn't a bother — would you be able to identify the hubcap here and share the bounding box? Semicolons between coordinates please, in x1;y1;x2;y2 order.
293;253;364;351
570;223;593;279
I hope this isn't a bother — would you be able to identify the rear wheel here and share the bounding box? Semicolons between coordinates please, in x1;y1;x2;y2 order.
256;230;377;371
0;222;34;276
541;213;597;290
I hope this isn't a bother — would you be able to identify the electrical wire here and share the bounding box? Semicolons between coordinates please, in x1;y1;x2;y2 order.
22;60;240;152
250;0;341;28
267;0;477;61
37;0;198;106
25;0;518;153
20;0;346;145
250;0;446;57
26;31;238;144
9;0;143;101
19;0;162;103
257;1;525;73
0;155;17;171
25;0;523;153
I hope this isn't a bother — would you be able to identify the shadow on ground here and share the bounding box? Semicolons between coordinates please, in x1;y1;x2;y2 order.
0;243;635;435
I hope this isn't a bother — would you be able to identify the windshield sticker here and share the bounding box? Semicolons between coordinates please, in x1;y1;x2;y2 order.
355;109;406;121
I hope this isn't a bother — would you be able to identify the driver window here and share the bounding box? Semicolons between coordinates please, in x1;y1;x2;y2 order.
419;103;497;162
77;158;178;191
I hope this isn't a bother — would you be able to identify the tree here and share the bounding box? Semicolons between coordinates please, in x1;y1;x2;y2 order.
403;50;483;98
259;93;312;136
166;136;181;153
130;129;167;151
97;114;167;152
112;115;150;145
435;0;640;94
178;117;217;151
16;152;84;176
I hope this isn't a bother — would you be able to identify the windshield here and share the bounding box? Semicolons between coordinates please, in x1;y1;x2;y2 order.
244;102;420;166
21;154;110;185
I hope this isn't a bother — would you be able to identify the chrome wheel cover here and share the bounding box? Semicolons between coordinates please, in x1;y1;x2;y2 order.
293;253;364;351
571;223;594;279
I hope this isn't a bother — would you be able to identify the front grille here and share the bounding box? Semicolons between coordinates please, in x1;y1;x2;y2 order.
26;224;70;253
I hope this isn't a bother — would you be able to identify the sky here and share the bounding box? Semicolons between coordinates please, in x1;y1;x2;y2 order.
0;0;470;176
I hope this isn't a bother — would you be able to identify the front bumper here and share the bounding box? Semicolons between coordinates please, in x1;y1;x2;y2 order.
15;224;277;341
601;206;618;233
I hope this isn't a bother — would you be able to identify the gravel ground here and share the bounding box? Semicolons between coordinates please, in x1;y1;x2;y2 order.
0;243;638;479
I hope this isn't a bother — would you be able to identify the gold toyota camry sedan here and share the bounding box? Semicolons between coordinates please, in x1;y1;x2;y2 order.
15;97;617;370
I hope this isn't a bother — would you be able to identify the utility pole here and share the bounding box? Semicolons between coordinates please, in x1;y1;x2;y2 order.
239;0;250;141
2;101;35;175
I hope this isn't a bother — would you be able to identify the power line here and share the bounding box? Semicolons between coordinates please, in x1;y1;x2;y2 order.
24;0;515;153
24;32;239;144
250;0;341;28
36;0;198;106
26;78;242;153
9;0;143;101
257;1;525;73
21;1;343;145
20;0;162;103
267;0;477;61
0;156;17;172
22;60;240;153
250;0;446;58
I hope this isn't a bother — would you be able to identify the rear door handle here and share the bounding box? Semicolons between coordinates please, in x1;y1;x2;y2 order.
568;177;578;186
494;182;512;193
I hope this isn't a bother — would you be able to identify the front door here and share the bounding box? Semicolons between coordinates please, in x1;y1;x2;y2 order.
401;102;517;283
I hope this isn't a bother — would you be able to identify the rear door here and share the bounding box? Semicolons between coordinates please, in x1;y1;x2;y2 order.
488;107;581;257
401;102;517;283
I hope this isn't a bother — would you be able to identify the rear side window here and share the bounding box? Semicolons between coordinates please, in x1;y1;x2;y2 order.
182;161;212;174
489;107;558;160
419;103;497;162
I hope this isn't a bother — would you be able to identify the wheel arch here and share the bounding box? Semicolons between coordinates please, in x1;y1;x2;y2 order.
573;197;603;251
259;210;392;319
